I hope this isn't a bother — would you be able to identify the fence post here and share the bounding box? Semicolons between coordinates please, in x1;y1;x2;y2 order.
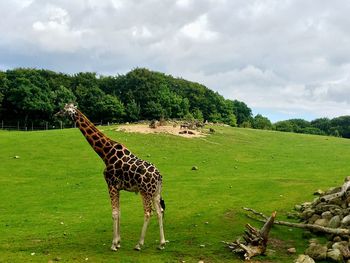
60;121;63;129
1;120;3;129
17;121;20;131
31;122;33;131
46;122;48;130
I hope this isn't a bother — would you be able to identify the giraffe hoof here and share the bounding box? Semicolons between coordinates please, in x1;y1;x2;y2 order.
134;244;142;251
157;244;165;250
111;246;118;251
111;243;121;251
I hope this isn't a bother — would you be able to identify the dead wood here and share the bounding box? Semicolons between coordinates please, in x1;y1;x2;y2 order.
227;211;276;260
243;207;350;236
320;181;350;202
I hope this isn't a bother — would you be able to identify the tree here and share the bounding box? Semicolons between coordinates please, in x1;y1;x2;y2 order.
330;116;350;138
288;119;310;133
253;114;272;130
232;100;252;126
0;71;8;113
274;120;294;132
208;111;222;123
97;94;125;122
192;108;204;122
52;85;76;110
7;77;53;123
125;99;140;122
311;118;331;135
144;101;164;119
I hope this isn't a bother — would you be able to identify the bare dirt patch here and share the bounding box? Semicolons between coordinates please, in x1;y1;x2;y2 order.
116;124;206;138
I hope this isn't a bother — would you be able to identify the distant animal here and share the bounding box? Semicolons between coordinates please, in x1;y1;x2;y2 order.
59;103;166;251
180;123;189;129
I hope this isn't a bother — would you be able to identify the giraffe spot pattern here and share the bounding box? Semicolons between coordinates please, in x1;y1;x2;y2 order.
103;144;163;195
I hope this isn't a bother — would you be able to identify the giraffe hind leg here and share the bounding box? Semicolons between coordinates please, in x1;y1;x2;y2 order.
154;194;166;249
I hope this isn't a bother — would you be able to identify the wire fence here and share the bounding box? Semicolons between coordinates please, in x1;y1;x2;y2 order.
0;120;114;131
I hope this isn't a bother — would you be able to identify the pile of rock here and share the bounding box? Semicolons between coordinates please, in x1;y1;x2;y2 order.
294;177;350;262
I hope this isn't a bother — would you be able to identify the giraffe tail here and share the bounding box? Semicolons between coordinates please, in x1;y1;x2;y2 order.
160;197;166;216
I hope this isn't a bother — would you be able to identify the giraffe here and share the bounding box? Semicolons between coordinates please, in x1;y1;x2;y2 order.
60;103;166;251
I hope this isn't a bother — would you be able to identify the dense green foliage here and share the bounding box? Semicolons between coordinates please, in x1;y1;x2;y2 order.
2;67;350;138
0;68;252;127
1;126;350;262
274;117;350;138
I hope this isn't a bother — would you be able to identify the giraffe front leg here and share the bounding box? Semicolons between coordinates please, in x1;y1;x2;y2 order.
134;194;152;251
109;189;121;251
111;209;121;251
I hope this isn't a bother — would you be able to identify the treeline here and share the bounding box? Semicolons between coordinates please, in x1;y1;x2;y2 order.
249;115;350;139
1;67;350;139
0;68;252;127
273;117;350;138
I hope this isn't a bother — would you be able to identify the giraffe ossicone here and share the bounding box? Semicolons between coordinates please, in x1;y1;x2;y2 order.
61;103;166;251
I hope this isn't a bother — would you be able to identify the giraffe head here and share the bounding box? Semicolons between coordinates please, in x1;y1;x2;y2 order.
63;103;78;118
55;103;78;119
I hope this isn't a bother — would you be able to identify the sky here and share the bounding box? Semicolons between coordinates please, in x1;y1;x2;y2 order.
1;0;350;122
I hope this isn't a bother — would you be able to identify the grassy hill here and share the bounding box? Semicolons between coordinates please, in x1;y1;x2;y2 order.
1;126;350;262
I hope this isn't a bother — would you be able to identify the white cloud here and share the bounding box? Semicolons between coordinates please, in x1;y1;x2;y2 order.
1;0;350;120
180;14;218;41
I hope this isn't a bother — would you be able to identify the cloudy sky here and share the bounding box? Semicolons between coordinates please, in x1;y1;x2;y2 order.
1;0;350;121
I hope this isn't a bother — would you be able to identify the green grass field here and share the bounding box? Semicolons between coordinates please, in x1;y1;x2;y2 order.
1;125;350;262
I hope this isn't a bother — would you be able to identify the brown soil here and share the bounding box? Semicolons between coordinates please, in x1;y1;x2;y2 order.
116;124;205;138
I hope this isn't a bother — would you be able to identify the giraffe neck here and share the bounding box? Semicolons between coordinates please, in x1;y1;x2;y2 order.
74;109;115;162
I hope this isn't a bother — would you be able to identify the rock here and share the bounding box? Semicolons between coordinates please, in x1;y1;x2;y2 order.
308;214;321;224
330;197;344;206
314;218;329;227
332;241;350;259
329;215;341;228
333;236;342;242
309;238;319;245
199;244;205;248
295;254;315;263
314;189;325;196
327;248;343;262
287;247;297;254
322;211;333;220
13;155;20;159
345;196;350;205
191;166;198;171
345;176;350;182
342;215;350;226
287;212;299;219
295;204;302;211
301;209;315;220
305;243;327;260
301;202;313;209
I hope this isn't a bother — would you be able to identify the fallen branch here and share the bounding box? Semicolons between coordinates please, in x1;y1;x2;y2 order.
243;207;350;236
320;180;350;202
